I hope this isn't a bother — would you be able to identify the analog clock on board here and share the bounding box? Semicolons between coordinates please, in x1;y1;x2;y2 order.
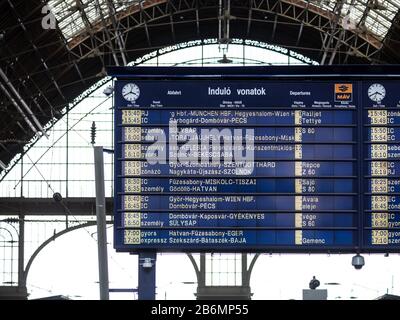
122;83;140;102
368;83;386;103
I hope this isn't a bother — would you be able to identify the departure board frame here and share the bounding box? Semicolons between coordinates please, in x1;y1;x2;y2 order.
108;65;400;253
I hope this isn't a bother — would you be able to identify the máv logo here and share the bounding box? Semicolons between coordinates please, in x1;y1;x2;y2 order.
334;83;353;102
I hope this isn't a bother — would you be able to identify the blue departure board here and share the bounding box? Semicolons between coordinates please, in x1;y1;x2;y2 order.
108;66;400;253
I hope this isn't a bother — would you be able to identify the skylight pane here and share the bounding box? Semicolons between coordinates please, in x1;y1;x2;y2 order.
348;6;365;25
48;0;400;41
48;0;142;40
365;14;390;37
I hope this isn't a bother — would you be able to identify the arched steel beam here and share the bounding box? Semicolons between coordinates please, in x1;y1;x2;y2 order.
243;253;260;287
0;226;15;242
22;219;202;296
186;253;201;284
66;0;381;63
0;78;111;182
0;225;17;285
22;220;112;287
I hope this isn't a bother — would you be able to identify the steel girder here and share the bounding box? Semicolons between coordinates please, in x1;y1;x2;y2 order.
66;0;384;65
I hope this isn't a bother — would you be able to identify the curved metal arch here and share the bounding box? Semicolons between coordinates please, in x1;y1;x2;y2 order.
22;220;203;296
133;38;318;65
1;38;315;184
244;253;260;286
0;225;18;284
22;221;112;287
68;0;381;63
0;233;10;283
175;56;272;66
0;226;15;242
69;0;381;49
186;253;201;284
0;79;111;183
0;220;19;241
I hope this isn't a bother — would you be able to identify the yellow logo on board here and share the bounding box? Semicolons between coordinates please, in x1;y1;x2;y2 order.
334;84;353;102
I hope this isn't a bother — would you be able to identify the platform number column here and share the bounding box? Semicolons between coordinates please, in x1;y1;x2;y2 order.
295;110;303;245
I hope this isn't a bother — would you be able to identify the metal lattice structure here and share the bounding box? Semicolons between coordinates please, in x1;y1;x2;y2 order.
0;0;400;173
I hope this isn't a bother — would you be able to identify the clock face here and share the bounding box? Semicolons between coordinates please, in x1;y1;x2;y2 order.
122;83;140;102
368;83;386;103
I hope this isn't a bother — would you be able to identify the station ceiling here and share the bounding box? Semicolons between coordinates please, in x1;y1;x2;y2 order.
0;0;399;173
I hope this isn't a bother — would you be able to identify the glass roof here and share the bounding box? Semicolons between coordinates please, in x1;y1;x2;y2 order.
48;0;141;40
314;0;399;38
48;0;400;41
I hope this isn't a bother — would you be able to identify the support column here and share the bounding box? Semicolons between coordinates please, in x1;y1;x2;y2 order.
138;252;157;300
94;146;110;300
18;214;25;287
17;214;28;299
